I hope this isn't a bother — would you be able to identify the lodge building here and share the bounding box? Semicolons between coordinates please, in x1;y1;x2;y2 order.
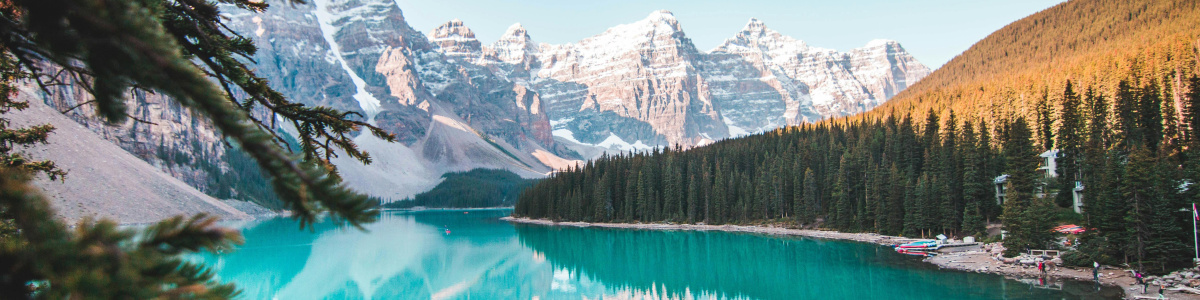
994;149;1084;213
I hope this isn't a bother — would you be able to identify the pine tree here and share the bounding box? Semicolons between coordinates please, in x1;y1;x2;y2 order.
662;156;678;221
0;1;392;297
1090;149;1130;262
920;110;940;173
593;172;612;221
1056;80;1084;208
800;168;817;224
940;111;963;234
1082;87;1111;229
978;120;1001;220
1037;90;1055;150
863;149;885;232
792;157;805;224
636;170;649;221
1141;80;1164;152
713;164;727;224
753;168;767;220
702;157;712;224
736;170;747;222
1144;156;1190;274
0;53;63;181
771;168;784;220
1185;76;1200;143
1024;194;1057;251
922;175;942;237
686;173;698;223
907;173;930;237
961;121;990;236
832;157;851;230
885;164;906;236
1160;76;1182;160
1001;117;1040;256
1116;80;1143;149
624;170;637;221
1125;147;1157;272
1183;77;1200;243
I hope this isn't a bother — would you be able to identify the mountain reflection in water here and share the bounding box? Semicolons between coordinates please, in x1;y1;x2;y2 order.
191;209;1121;299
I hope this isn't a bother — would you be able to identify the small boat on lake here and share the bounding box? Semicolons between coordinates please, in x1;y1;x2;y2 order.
895;248;936;257
896;240;937;249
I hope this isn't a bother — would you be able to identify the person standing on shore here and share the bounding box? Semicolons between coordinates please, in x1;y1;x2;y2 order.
1093;262;1100;282
1135;270;1147;293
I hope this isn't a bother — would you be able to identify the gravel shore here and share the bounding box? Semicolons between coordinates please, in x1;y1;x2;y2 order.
10;93;258;225
503;217;1200;300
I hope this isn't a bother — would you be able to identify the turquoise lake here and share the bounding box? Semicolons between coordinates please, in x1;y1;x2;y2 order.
192;209;1123;299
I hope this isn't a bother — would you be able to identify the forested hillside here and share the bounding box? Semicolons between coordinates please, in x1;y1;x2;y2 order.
385;169;534;208
871;0;1199;124
513;0;1200;274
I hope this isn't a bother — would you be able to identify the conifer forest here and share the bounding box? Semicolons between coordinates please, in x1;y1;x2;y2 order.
516;76;1200;274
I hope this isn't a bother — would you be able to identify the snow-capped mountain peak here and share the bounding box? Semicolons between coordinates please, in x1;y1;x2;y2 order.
848;39;931;101
503;23;529;38
527;10;719;147
643;10;684;32
431;19;483;59
715;18;809;55
741;18;767;35
646;10;678;22
599;10;686;42
487;23;538;65
864;38;899;48
220;3;928;201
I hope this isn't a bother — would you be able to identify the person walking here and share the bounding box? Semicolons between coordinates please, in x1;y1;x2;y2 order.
1135;270;1147;293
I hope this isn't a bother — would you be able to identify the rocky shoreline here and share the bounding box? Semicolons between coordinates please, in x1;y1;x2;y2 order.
502;217;1200;300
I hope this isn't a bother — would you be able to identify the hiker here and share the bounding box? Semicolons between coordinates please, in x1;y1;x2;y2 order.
1093;262;1100;281
1159;284;1166;299
1037;260;1045;276
1135;270;1147;293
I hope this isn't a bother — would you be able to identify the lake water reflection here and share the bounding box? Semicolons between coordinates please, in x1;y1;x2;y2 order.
192;209;1122;299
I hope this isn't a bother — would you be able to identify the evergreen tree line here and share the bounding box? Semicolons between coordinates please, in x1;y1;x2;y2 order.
514;75;1200;274
383;169;534;209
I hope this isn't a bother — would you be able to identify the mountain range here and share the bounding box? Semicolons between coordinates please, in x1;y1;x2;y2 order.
37;0;929;201
424;10;930;150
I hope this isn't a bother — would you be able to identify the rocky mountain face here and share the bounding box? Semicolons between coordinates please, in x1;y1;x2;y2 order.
521;11;727;147
220;0;570;200
34;1;928;201
14;87;257;224
38;76;227;192
701;18;931;133
438;12;930;152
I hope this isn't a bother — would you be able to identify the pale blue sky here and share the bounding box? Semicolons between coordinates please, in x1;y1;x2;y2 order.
393;0;1064;69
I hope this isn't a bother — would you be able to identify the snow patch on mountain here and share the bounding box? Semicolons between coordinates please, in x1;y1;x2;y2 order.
552;129;653;152
311;0;383;118
704;18;929;130
595;133;653;151
431;19;483;60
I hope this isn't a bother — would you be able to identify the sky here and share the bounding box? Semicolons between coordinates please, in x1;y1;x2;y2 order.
393;0;1065;69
